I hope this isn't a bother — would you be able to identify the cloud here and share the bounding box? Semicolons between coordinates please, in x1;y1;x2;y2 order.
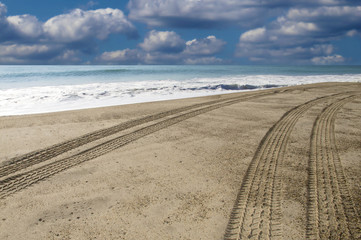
0;3;138;64
311;54;345;64
346;29;358;37
239;28;267;42
0;2;5;17
96;31;226;64
96;48;143;64
236;5;360;63
286;6;361;35
0;43;63;64
184;56;224;65
127;0;351;29
128;0;268;28
7;15;43;39
139;30;185;53
44;8;137;42
0;3;44;42
1;1;359;65
79;1;99;10
184;36;226;56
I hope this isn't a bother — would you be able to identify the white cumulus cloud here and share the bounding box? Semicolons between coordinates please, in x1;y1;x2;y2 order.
240;28;267;42
97;32;226;64
44;8;137;42
7;15;43;38
128;0;267;28
139;30;185;53
236;4;360;64
0;43;64;64
0;2;138;64
96;48;143;64
127;0;350;29
311;54;345;64
184;36;226;56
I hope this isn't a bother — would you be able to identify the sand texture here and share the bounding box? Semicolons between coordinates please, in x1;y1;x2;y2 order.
0;82;360;239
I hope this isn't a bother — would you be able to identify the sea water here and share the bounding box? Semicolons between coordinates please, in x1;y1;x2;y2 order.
0;65;360;116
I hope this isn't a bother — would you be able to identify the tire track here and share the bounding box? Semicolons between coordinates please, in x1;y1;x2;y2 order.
306;96;360;240
224;93;348;240
0;91;270;179
0;93;268;199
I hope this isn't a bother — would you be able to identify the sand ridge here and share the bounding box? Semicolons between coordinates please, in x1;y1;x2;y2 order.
0;82;360;239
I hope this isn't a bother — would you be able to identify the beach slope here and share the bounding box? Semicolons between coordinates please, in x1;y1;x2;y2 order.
0;82;360;239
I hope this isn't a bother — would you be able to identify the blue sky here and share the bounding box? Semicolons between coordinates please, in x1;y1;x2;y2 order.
0;0;360;65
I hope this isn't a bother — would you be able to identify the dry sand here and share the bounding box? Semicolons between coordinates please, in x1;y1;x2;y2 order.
0;82;360;240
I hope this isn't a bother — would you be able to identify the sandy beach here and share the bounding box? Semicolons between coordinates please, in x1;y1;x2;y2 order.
0;82;360;239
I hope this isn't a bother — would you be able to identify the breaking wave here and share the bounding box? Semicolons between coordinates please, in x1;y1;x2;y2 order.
0;65;360;116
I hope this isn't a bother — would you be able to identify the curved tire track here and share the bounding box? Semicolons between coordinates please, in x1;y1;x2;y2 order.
0;93;269;199
0;91;270;179
306;96;360;240
224;93;348;240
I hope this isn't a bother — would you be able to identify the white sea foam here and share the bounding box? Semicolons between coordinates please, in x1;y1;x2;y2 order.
0;65;360;116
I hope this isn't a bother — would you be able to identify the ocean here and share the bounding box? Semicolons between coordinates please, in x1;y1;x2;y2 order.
0;65;360;116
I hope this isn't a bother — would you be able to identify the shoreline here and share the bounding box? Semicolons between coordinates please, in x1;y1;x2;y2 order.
1;82;360;239
2;71;360;117
0;87;258;117
0;82;354;118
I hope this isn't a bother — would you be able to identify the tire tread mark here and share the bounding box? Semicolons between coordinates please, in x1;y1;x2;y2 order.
0;92;270;178
0;94;265;199
306;96;361;240
224;93;348;240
